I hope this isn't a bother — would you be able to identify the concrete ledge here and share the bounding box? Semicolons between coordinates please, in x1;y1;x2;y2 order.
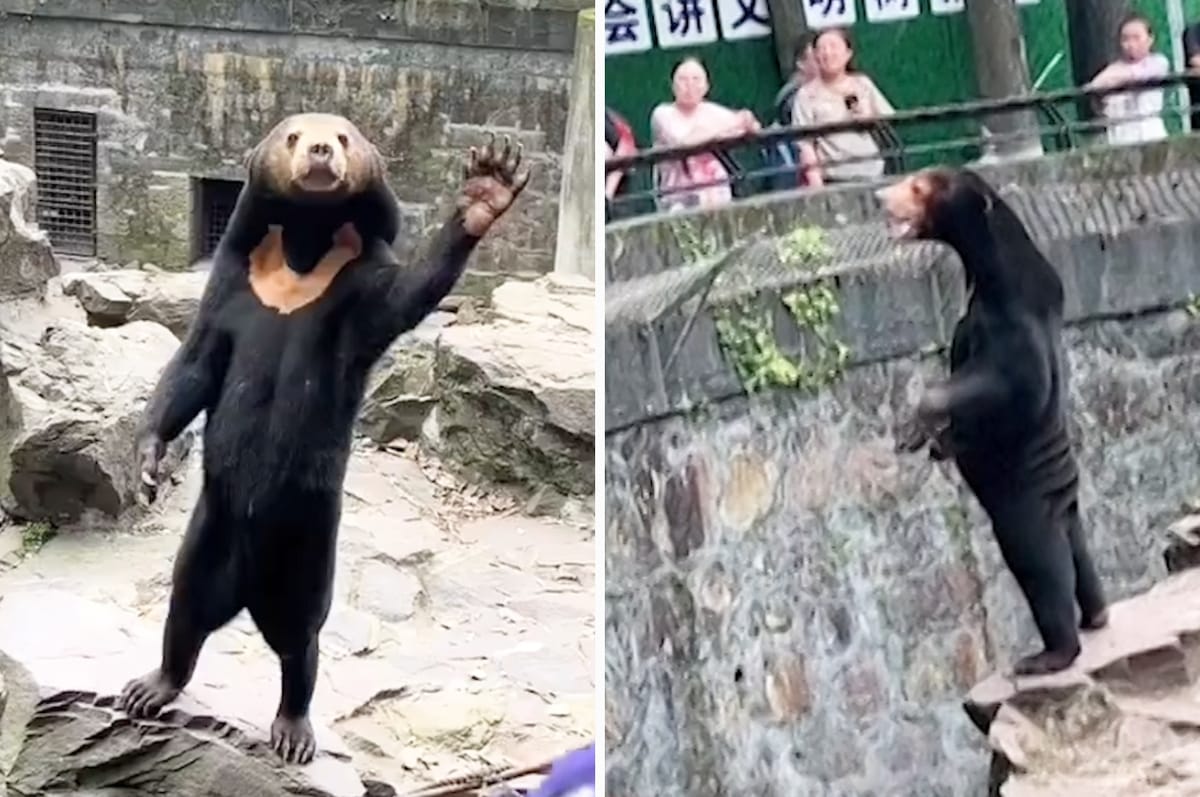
606;135;1200;283
604;149;1200;431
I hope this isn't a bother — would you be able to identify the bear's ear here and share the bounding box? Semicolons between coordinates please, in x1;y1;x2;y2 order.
368;142;388;183
242;143;260;180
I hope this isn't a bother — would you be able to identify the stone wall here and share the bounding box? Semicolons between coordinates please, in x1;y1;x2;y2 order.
0;0;582;272
604;142;1200;795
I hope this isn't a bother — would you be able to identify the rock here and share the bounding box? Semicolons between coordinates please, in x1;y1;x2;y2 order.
965;568;1200;797
355;559;425;623
357;314;452;445
423;275;594;496
0;588;365;797
61;269;207;339
4;320;192;523
1165;513;1200;574
0;159;58;297
0;348;22;508
323;606;383;659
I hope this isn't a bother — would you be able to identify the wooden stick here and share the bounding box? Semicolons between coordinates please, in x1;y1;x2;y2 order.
402;758;555;797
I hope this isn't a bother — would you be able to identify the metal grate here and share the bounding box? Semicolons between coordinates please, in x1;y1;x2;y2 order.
33;108;98;257
196;178;242;258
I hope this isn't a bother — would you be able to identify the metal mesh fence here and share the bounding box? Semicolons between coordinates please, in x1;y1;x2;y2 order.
606;167;1200;328
606;73;1200;223
33;108;98;257
197;178;243;258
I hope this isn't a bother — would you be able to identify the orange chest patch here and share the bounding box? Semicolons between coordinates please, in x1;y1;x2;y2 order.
248;223;363;315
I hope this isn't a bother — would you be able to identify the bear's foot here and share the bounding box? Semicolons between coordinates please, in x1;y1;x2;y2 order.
118;668;182;718
1012;647;1080;677
271;713;317;765
1081;607;1109;631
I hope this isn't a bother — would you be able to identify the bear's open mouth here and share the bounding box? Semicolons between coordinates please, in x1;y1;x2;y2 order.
297;164;344;192
875;185;918;241
884;211;916;240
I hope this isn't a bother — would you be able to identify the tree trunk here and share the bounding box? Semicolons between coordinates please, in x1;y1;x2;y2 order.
965;0;1043;158
1065;0;1131;85
765;0;805;79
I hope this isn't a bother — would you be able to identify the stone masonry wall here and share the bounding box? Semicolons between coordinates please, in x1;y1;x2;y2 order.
604;141;1200;795
0;0;580;272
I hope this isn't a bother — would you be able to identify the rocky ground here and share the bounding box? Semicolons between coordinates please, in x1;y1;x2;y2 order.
967;514;1200;797
0;159;595;796
0;442;595;794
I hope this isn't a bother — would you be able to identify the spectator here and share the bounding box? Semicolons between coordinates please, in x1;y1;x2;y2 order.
1185;20;1200;131
1087;14;1169;147
773;32;819;127
792;28;894;187
604;106;637;222
762;33;818;192
649;57;761;211
528;743;595;797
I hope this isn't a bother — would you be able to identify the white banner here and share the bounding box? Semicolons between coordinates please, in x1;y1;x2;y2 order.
802;0;856;30
864;0;921;23
929;0;964;15
604;0;654;55
716;0;772;40
652;0;720;49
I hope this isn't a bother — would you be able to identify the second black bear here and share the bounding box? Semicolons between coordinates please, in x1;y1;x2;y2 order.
881;167;1107;677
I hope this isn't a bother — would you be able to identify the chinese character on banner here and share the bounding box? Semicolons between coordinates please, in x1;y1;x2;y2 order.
864;0;920;23
604;0;654;55
652;0;719;49
802;0;856;30
716;0;771;41
929;0;964;15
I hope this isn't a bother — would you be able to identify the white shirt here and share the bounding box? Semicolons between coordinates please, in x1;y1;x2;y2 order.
1094;53;1170;146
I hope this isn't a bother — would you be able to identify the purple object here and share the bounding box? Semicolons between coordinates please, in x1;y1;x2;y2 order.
527;743;595;797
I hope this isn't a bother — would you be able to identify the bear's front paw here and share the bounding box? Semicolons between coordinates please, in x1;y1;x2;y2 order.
458;133;532;237
894;413;930;454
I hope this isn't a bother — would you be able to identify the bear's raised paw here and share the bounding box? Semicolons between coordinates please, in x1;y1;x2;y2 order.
458;133;532;237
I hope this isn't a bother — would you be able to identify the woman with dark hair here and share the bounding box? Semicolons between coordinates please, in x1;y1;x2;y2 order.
773;31;819;127
792;27;894;187
1087;14;1169;146
649;56;761;211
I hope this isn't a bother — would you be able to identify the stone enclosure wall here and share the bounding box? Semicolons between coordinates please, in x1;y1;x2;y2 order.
0;0;582;273
604;139;1200;795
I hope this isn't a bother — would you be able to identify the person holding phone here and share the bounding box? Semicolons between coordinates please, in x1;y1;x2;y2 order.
791;28;894;187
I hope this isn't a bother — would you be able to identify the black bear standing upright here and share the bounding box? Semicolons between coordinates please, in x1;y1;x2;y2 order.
117;113;530;764
880;167;1108;677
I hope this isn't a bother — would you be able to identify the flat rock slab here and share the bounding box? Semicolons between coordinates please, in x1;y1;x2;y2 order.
424;275;595;497
61;269;208;339
966;568;1200;797
3;320;192;523
0;588;364;797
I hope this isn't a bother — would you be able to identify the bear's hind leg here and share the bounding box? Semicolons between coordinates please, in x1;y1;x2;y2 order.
120;494;243;717
251;604;324;764
991;499;1081;676
269;636;320;765
1066;503;1108;630
249;491;338;765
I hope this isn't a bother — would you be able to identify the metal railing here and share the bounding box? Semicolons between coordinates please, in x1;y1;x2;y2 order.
605;72;1200;223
